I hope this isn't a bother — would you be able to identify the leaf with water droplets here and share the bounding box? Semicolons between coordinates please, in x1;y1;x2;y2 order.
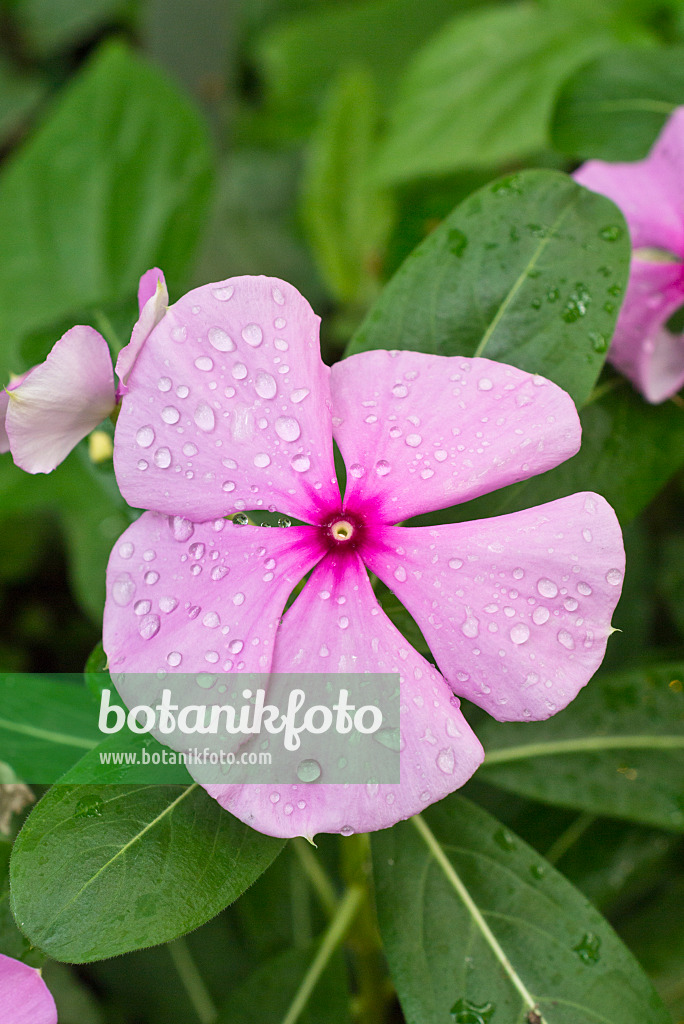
348;169;629;406
10;765;284;962
372;795;671;1024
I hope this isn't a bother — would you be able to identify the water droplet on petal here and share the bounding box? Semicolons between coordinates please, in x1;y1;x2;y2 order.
291;388;309;403
448;558;463;570
167;651;182;666
532;606;549;625
606;568;622;586
154;447;171;469
194;403;215;431
290;454;310;473
255;370;277;399
242;323;263;347
537;578;558;599
159;596;179;613
158;377;172;392
275;416;301;441
134;599;151;615
406;433;421;447
112;574;135;606
136;425;155;448
254;453;271;468
478;378;493;391
208;326;235;350
375;460;391;476
139;614;160;639
119;541;134;559
195;356;214;372
394;566;407;582
557;628;575;650
510;623;530;644
171;516;194;541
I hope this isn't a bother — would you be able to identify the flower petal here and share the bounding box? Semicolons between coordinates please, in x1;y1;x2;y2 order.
115;268;168;386
0;954;57;1024
0;388;10;453
332;351;580;523
6;326;116;473
607;257;684;403
363;493;624;722
114;276;338;524
574;108;684;253
204;552;484;838
104;512;324;675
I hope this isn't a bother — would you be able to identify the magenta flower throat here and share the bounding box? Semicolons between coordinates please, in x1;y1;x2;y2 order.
104;275;625;838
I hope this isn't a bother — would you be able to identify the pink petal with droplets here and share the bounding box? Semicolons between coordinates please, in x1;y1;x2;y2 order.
608;257;684;402
574;108;684;254
5;326;116;473
331;351;581;523
363;493;624;722
0;955;57;1024
116;268;168;385
204;552;484;838
103;512;325;679
114;276;339;524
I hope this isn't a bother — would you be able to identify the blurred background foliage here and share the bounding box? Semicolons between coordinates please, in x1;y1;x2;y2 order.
0;0;683;1020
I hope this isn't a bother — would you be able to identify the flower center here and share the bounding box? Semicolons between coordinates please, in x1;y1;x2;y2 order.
329;519;354;542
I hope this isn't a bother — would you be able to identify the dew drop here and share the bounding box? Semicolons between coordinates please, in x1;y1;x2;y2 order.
291;388;309;403
183;442;198;457
153;447;171;469
275;416;301;442
119;541;134;559
136;425;155;448
203;611;220;628
161;406;180;425
532;606;549;625
350;463;365;479
134;599;151;615
159;596;179;613
112;574;135;606
375;460;391;476
167;651;182;667
254;453;271;468
577;581;592;596
212;285;234;301
255;370;277;399
242;323;263;347
478;378;493;391
208;326;235;351
297;758;322;782
194;403;215;431
392;383;408;398
537;578;558;598
139;614;160;640
405;433;421;447
158;377;172;392
436;747;455;774
557;628;575;650
290;454;310;473
510;623;530;644
394;566;407;582
229;639;244;654
171;516;194;542
606;568;623;586
448;558;463;570
194;356;214;372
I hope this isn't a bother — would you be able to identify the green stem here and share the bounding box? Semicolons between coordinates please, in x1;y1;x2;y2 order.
280;885;364;1024
545;812;596;866
168;936;217;1024
293;837;338;918
482;733;684;766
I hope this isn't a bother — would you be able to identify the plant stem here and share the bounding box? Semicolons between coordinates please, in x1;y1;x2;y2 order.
280;884;364;1024
293;837;338;918
168;936;217;1024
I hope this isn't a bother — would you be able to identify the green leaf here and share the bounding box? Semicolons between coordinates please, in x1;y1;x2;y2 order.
374;2;646;182
372;795;670;1024
620;877;684;1022
215;943;352;1024
0;674;98;783
552;45;684;161
253;0;461;137
476;662;684;831
10;779;284;962
0;56;46;145
347;169;630;407
0;39;213;378
301;67;394;304
10;0;134;56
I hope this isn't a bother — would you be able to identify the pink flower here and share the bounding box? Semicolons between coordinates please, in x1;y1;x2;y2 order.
0;954;57;1024
103;275;624;838
574;108;684;403
0;268;167;473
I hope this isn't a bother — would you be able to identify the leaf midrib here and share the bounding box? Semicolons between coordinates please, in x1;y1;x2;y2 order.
482;733;684;767
29;783;198;943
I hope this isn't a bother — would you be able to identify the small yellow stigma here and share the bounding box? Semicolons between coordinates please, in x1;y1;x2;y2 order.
89;430;114;463
331;519;354;541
